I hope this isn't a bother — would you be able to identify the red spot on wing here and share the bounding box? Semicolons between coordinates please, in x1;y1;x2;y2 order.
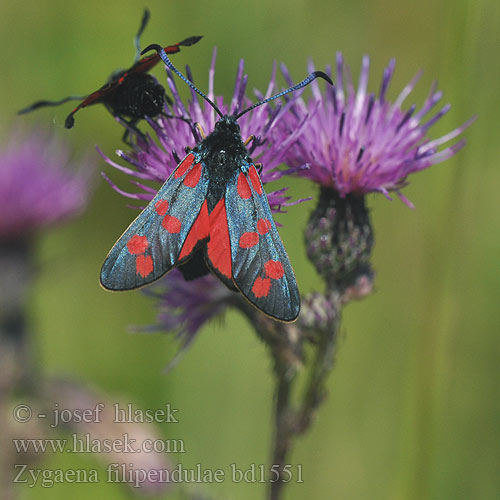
136;255;153;278
252;277;271;298
237;172;252;199
265;260;284;280
127;235;149;255
179;201;209;260
155;199;169;216
207;199;232;278
162;215;181;234
249;166;263;195
183;162;202;187
239;232;259;248
174;154;195;179
257;218;271;235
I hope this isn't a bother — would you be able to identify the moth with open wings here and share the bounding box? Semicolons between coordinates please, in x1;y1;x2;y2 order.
100;44;333;322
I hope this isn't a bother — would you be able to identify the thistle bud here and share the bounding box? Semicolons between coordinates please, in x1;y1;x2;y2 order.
305;187;374;291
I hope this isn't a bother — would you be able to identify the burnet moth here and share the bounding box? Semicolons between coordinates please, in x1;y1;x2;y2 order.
18;9;201;143
100;44;333;322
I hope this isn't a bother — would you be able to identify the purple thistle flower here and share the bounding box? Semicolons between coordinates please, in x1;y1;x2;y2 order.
99;48;310;213
0;126;93;239
279;54;475;207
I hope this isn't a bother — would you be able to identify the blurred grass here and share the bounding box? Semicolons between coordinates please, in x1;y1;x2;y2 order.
1;0;499;498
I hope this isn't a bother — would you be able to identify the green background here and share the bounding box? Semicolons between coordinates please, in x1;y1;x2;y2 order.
1;0;498;498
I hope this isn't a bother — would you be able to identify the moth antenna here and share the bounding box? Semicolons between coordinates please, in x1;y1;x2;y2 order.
65;109;78;129
133;9;150;63
235;71;334;119
178;36;203;47
142;44;223;118
18;96;84;115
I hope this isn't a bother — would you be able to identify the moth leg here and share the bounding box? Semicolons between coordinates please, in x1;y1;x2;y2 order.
244;134;265;154
171;147;191;164
160;113;199;144
195;122;206;139
160;112;192;125
172;150;181;163
117;117;145;147
255;163;263;175
244;135;255;147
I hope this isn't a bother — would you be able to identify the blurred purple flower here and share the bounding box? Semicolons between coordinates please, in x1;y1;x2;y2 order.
0;126;93;239
279;54;475;207
98;48;310;213
44;378;173;495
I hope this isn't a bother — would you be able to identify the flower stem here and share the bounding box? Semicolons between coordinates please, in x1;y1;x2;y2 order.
268;313;340;499
297;309;340;433
236;291;343;500
0;238;37;392
0;238;37;500
269;369;295;500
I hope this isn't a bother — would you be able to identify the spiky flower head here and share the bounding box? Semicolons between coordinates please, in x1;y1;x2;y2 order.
277;54;474;289
279;53;475;207
0;126;92;239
